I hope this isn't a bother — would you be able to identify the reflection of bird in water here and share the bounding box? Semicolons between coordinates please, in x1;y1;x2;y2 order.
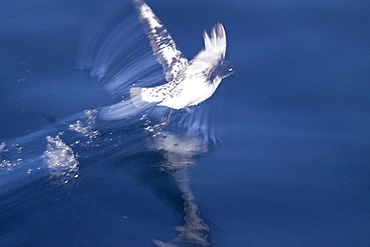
101;0;233;122
150;130;210;247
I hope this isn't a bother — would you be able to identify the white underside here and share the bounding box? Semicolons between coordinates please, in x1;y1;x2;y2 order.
141;77;220;110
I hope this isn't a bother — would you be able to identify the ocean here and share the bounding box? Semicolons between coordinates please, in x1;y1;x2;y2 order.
0;0;369;246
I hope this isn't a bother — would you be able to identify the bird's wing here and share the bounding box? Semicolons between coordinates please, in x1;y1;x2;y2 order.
133;0;189;82
185;23;227;77
76;2;167;98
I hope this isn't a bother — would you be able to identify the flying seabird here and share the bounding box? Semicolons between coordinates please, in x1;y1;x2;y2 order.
130;0;233;111
96;0;233;121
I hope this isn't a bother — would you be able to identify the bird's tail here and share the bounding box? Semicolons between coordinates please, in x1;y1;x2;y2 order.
98;95;153;121
130;87;146;108
130;86;165;107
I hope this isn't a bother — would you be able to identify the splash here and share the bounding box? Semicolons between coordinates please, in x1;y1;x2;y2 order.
0;159;22;172
42;135;79;184
69;109;100;143
0;142;23;171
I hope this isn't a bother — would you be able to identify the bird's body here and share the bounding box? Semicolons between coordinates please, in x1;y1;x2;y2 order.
130;0;233;111
132;75;220;110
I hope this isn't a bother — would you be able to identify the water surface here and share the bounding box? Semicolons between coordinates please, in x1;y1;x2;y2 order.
1;0;369;246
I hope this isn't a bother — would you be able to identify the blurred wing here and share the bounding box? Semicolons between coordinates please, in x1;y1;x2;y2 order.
76;3;165;98
185;23;227;77
175;104;216;146
133;0;189;82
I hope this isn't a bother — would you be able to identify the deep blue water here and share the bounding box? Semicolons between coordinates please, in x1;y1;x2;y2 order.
1;0;369;246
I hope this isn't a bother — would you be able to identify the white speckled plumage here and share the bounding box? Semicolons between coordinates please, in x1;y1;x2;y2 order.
131;0;233;110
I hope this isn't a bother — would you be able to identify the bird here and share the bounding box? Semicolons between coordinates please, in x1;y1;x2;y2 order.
130;0;233;111
96;0;234;121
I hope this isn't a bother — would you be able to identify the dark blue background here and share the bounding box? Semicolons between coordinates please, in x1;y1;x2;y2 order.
1;0;369;246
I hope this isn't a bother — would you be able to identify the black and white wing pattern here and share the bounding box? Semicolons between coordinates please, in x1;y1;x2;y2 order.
133;0;189;82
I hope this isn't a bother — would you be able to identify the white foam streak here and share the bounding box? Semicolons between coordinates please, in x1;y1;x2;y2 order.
42;135;79;183
0;142;5;153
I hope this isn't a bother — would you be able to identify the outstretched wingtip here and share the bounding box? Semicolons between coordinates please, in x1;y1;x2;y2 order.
132;0;143;5
203;23;227;58
132;0;189;82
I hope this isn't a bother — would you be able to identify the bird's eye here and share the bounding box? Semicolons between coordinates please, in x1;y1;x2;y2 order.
211;60;234;80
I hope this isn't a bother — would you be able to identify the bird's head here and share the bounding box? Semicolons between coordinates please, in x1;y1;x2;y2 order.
210;59;234;84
